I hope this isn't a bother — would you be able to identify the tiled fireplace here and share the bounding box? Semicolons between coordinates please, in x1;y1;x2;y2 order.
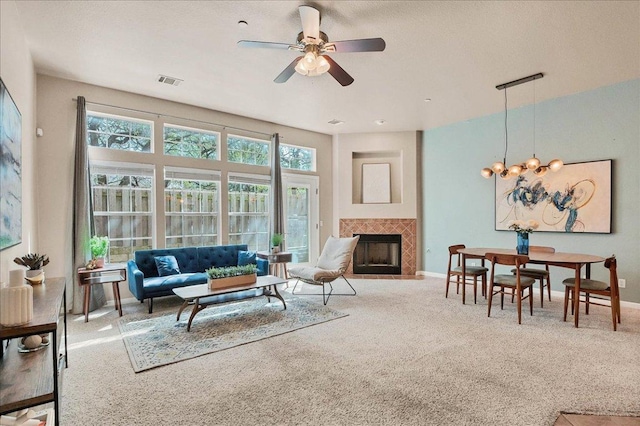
340;219;417;275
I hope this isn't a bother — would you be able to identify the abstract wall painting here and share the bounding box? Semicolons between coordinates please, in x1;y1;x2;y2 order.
495;160;612;233
0;78;22;250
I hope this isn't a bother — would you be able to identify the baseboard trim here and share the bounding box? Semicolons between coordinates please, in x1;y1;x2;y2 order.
417;271;640;310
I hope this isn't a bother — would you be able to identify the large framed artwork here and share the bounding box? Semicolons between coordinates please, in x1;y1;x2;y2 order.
0;78;22;250
362;163;391;203
495;159;612;233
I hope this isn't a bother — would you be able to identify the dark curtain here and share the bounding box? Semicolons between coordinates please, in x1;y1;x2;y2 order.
271;133;284;243
72;96;105;314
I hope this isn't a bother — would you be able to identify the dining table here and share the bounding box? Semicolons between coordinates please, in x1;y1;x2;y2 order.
457;247;606;327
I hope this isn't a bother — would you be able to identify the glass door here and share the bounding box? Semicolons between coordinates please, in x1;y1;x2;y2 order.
282;174;319;265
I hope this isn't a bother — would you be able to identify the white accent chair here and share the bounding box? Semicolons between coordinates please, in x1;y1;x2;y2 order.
289;235;359;305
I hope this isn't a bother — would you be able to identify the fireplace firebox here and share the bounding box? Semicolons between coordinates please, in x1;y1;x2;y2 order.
352;234;402;275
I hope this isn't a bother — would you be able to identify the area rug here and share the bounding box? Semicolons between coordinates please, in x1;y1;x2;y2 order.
118;297;347;372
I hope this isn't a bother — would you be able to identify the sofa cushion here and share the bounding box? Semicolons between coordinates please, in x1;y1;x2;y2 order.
154;255;181;276
135;247;199;277
143;272;207;296
237;250;257;266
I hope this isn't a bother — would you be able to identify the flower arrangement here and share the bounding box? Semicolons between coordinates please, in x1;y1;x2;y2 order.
508;219;539;234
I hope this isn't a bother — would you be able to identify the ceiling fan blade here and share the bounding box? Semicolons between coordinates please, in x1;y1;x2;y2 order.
327;38;386;53
238;40;294;50
299;5;320;41
322;55;354;87
274;57;302;83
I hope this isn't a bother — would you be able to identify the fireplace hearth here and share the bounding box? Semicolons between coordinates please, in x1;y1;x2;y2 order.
353;234;402;275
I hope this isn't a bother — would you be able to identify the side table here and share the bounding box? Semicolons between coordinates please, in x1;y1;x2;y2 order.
257;251;293;280
77;263;127;322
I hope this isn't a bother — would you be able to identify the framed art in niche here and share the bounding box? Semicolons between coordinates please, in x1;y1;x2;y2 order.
495;159;612;233
0;78;22;250
362;163;391;204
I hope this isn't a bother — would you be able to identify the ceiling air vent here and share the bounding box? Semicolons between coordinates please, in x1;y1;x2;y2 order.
157;75;183;86
328;119;345;125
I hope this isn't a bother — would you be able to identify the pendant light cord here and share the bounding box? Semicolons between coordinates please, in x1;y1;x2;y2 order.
533;78;536;158
503;88;508;164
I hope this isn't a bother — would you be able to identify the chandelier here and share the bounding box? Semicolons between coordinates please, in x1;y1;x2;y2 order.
481;73;563;179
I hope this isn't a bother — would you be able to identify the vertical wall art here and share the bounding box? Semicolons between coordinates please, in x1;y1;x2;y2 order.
0;78;22;250
362;163;391;203
495;159;612;233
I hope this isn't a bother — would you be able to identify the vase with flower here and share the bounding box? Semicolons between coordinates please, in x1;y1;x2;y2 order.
508;220;539;255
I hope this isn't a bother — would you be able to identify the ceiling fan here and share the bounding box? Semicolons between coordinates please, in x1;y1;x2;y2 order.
238;5;386;86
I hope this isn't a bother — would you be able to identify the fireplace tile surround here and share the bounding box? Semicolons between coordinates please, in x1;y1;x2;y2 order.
340;218;417;275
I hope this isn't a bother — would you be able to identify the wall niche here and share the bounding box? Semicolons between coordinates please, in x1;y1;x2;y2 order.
352;150;402;204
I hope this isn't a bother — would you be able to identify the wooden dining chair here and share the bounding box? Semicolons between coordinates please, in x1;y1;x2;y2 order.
445;244;488;304
511;246;554;308
562;256;621;331
486;253;536;324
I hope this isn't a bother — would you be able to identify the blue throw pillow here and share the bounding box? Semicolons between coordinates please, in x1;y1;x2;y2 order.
237;250;257;266
155;255;181;276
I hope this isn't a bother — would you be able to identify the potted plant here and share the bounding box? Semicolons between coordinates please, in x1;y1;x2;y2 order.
89;236;109;268
13;253;49;284
271;233;284;254
206;264;258;291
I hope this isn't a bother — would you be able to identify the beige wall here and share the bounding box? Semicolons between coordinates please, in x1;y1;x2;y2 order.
332;131;420;234
0;1;38;284
35;75;333;301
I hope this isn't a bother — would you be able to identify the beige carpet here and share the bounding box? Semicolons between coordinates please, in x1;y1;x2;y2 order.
61;278;640;425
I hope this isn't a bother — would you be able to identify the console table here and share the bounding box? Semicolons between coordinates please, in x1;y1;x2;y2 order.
77;263;126;322
0;277;67;426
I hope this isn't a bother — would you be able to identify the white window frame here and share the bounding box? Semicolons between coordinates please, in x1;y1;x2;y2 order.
87;111;154;153
280;142;317;172
163;123;220;161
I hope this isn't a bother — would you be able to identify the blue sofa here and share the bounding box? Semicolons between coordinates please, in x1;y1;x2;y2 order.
127;244;268;313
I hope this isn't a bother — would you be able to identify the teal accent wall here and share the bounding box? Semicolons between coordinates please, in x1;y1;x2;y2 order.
422;79;640;303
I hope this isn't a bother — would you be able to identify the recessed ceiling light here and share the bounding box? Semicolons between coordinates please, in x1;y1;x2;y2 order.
374;119;386;125
328;119;345;125
238;20;248;27
424;98;431;102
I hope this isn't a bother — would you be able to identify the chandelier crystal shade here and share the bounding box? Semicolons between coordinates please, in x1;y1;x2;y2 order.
481;73;563;179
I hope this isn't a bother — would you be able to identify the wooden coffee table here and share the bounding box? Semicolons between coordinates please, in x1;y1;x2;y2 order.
173;275;287;331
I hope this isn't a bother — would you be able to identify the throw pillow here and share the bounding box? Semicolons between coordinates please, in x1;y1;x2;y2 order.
237;250;257;266
155;255;181;276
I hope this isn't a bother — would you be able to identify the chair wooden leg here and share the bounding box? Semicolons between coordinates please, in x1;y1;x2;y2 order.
500;288;505;310
611;300;617;331
473;276;477;304
547;276;552;301
462;276;466;305
445;272;451;298
517;286;522;324
487;281;494;317
585;293;590;315
529;286;533;316
540;278;544;308
563;287;569;322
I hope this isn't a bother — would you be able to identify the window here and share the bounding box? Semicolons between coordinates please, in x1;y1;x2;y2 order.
165;168;220;248
91;163;154;262
227;135;269;166
87;112;152;152
228;174;270;251
163;125;219;160
280;143;316;171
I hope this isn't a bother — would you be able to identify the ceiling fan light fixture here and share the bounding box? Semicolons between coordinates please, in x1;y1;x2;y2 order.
315;55;330;74
303;51;317;70
295;60;309;75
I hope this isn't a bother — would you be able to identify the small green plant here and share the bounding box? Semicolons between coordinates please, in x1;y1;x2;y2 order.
14;253;50;270
271;233;284;248
206;264;258;279
89;236;109;259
